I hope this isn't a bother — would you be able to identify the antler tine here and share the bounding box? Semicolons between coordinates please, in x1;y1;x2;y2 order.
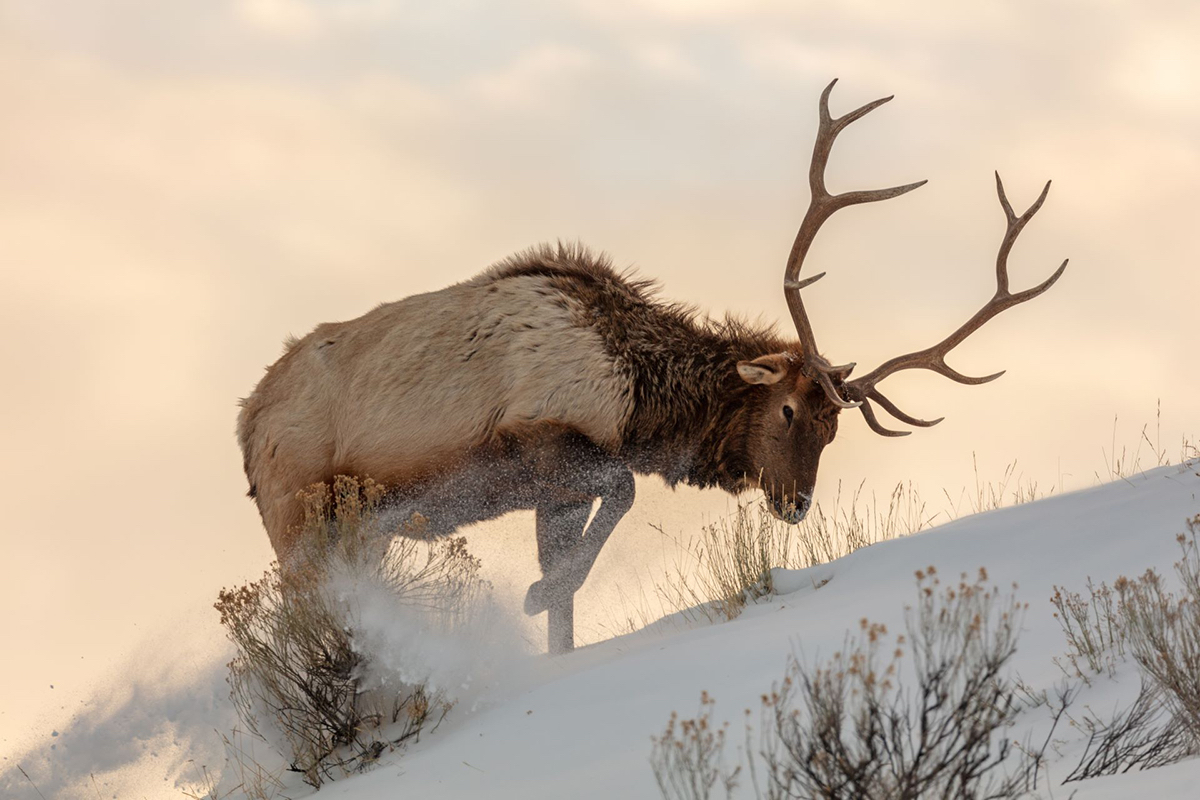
783;271;826;291
868;388;943;428
844;175;1068;433
857;396;911;437
995;173;1051;294
855;386;945;438
784;80;926;408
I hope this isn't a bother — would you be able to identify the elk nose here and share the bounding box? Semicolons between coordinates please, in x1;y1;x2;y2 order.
773;494;811;524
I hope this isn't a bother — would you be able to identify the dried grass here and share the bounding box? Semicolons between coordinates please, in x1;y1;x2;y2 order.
643;481;939;627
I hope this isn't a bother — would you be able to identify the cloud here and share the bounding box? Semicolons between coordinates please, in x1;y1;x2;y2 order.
235;0;321;39
466;43;596;108
234;0;403;40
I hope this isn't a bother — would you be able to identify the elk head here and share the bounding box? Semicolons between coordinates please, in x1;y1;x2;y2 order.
742;79;1068;523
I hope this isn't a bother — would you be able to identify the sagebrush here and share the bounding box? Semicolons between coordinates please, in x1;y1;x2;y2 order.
214;476;485;788
1120;514;1200;742
1050;513;1200;779
1063;679;1193;782
652;569;1059;800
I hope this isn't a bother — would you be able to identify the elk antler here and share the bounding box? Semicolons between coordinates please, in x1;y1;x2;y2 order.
786;80;1068;437
841;173;1069;436
784;79;927;408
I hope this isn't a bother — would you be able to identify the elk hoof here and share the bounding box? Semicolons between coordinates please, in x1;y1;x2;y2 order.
524;580;549;616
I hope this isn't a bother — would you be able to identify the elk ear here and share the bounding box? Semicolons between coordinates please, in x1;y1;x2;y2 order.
736;354;790;385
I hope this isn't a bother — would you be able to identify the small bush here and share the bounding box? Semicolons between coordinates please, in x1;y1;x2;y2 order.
1050;578;1127;679
215;476;485;788
1050;514;1200;779
753;569;1045;800
652;570;1058;800
1119;514;1200;741
650;692;740;800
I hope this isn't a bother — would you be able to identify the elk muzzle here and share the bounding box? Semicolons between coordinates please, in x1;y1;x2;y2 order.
769;492;811;524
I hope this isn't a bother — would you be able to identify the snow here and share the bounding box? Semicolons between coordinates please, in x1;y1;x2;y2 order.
328;463;1197;800
4;462;1199;799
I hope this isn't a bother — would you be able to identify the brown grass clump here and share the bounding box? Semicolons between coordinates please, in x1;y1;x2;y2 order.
653;482;932;625
214;476;485;789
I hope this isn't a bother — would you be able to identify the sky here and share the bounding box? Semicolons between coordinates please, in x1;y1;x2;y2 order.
1;0;1198;760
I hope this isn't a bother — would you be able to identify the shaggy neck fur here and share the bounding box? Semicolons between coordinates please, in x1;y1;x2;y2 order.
616;318;794;491
487;244;797;491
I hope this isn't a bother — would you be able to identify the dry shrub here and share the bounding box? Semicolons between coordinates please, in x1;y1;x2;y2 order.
753;569;1047;800
650;692;740;800
1063;679;1194;783
1050;578;1126;680
652;570;1060;800
214;476;485;788
1119;513;1200;741
1050;514;1200;779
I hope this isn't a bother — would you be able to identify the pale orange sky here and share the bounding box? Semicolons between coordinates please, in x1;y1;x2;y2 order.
1;0;1198;757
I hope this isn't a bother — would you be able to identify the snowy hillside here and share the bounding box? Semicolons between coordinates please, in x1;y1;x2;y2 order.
5;463;1199;800
318;463;1200;799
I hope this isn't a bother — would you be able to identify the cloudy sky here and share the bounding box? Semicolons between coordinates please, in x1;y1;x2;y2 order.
1;0;1197;755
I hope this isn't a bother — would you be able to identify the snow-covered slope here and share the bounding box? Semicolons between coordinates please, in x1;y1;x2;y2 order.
319;463;1200;799
5;464;1198;799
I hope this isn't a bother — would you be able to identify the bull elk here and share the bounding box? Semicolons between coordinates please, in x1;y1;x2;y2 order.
237;80;1067;653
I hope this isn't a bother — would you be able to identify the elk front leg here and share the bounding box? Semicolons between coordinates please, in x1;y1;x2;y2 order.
524;439;636;654
533;498;593;655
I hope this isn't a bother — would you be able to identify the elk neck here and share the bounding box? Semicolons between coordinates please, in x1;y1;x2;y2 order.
613;313;795;493
483;243;797;494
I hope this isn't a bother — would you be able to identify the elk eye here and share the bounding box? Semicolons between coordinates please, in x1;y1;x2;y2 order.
783;405;794;427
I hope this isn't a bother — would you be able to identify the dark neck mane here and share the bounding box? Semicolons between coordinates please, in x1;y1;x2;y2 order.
618;314;792;489
485;243;796;489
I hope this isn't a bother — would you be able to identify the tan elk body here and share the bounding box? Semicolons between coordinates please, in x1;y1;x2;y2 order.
239;82;1067;653
238;261;636;555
